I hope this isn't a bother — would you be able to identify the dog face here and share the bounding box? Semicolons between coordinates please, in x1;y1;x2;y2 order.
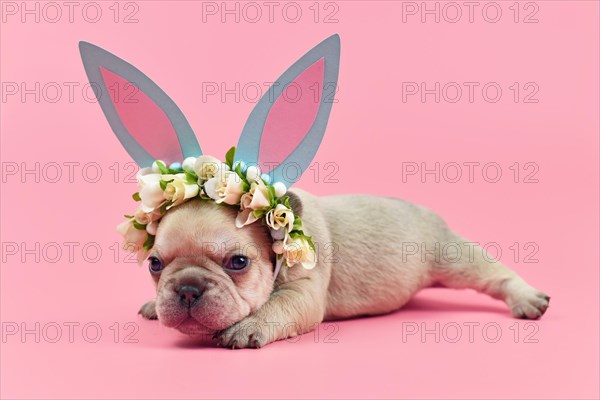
147;199;275;335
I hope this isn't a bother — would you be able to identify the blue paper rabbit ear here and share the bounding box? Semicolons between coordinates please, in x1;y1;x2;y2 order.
234;34;341;187
79;42;202;167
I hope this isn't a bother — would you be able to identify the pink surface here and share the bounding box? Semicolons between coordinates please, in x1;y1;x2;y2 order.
1;2;598;399
100;67;183;164
259;58;324;169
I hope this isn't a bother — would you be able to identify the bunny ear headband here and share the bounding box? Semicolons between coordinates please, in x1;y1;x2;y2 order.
79;35;340;275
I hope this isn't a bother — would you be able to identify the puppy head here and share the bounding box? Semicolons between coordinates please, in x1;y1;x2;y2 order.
147;199;275;335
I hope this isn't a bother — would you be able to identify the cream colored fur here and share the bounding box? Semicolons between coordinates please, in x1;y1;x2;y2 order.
140;189;549;348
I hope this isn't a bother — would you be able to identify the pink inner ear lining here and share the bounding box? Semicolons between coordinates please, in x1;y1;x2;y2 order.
100;67;183;164
258;57;325;172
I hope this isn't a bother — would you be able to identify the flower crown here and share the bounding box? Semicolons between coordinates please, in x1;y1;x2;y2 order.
80;36;340;279
118;147;316;273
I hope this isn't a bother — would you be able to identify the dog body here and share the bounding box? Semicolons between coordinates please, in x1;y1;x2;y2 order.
78;38;548;349
141;189;550;348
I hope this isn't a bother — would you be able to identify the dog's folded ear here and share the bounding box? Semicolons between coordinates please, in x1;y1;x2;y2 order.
286;191;303;217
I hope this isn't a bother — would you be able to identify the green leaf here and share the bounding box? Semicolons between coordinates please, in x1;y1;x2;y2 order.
159;178;174;191
241;181;250;193
199;192;212;200
184;170;198;184
132;220;146;230
253;209;265;219
156;160;169;175
234;162;242;177
283;196;291;209
159;202;170;213
293;215;303;230
124;214;134;219
225;146;236;169
143;234;155;251
287;231;316;253
305;235;316;252
289;230;302;238
267;185;276;206
132;192;141;201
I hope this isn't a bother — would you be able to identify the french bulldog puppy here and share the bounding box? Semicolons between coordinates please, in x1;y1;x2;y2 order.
77;38;549;349
139;189;550;348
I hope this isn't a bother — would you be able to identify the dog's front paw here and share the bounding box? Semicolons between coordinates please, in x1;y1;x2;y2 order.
510;291;550;320
138;300;158;320
213;317;274;349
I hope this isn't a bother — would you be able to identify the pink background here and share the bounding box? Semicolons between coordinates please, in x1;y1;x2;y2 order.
1;1;598;399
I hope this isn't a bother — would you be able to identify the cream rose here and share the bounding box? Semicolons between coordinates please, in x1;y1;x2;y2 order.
134;207;162;225
117;219;148;255
248;180;271;209
283;234;316;269
164;174;200;208
204;171;244;205
234;180;272;227
236;193;256;228
194;155;227;181
136;168;167;212
265;204;295;233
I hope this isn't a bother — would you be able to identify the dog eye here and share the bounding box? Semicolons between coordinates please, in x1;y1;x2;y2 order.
224;255;249;271
148;256;164;273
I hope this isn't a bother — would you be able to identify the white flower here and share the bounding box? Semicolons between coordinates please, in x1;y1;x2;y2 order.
235;193;258;228
245;165;261;181
194;155;226;181
239;192;253;210
182;157;197;172
204;171;244;205
134;208;161;225
273;181;287;197
117;219;147;253
137;168;166;212
248;180;271;209
234;180;272;227
151;160;165;173
235;211;258;228
164;174;200;208
283;234;316;270
265;204;294;233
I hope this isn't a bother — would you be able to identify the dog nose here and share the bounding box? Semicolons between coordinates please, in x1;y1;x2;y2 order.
177;285;202;307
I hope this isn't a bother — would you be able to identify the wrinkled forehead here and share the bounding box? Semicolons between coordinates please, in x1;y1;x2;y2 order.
154;201;263;258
